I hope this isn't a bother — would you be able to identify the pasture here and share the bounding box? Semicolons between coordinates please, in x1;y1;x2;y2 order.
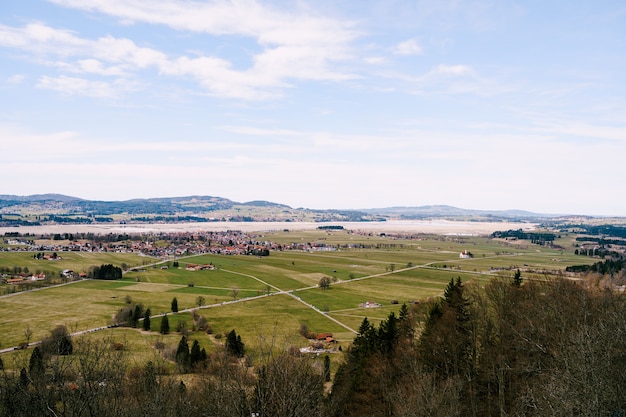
0;229;596;364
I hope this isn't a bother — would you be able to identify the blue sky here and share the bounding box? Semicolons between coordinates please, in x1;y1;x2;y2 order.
1;1;625;215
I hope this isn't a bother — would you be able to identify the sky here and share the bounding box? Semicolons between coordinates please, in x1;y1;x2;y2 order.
1;1;625;216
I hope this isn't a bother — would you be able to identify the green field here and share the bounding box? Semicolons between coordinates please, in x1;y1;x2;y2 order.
0;230;598;362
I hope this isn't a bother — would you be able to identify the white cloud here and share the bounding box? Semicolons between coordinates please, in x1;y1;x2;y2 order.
20;0;360;99
430;64;472;76
0;11;357;100
36;75;135;98
364;56;388;65
7;74;25;84
393;38;423;56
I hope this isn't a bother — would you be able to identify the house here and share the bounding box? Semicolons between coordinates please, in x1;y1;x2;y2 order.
29;273;46;281
359;301;382;308
459;250;472;259
316;333;334;342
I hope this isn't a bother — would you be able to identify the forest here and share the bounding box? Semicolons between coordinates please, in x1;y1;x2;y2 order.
2;273;625;417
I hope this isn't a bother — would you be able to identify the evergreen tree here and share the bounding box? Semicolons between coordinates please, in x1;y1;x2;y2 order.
133;304;143;328
225;329;245;357
190;339;202;367
513;268;522;287
324;355;331;382
351;317;377;357
377;311;399;354
419;277;472;378
171;297;179;313
29;346;45;379
176;336;190;371
19;367;29;388
142;308;151;331
160;314;170;335
57;333;73;355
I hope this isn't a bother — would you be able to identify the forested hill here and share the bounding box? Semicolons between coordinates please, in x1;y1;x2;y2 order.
0;194;375;223
1;194;561;224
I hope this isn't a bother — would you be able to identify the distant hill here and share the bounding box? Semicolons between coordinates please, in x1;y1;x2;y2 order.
0;194;371;224
0;194;559;225
360;205;556;219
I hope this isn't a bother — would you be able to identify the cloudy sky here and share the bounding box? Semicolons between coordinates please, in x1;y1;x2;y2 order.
1;1;625;215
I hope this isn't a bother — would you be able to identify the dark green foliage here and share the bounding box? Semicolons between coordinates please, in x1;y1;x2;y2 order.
318;276;331;290
142;308;151;331
513;268;522;287
176;336;190;371
171;297;178;313
225;329;245;357
114;303;144;327
131;304;143;328
419;277;471;378
91;263;122;280
324;355;331;382
160;314;170;335
566;257;626;274
28;346;45;378
19;367;29;387
491;229;555;244
41;324;73;356
190;340;202;365
329;277;626;416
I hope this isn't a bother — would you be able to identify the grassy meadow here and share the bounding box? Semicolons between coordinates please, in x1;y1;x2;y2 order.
0;229;597;367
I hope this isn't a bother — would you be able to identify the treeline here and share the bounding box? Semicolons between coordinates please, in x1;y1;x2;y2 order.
89;264;122;280
0;335;328;417
575;236;626;246
573;224;626;239
329;276;626;416
491;229;556;244
2;276;625;416
566;258;626;275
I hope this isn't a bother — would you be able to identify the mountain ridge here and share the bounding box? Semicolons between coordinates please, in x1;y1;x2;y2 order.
0;193;568;223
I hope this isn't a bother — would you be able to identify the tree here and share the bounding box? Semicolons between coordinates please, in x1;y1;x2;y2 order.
196;296;205;307
225;329;245;358
324;355;331;382
131;304;143;328
171;297;179;313
176;335;190;372
512;268;522;287
142;308;151;331
190;339;203;368
254;353;325;417
24;325;33;346
41;324;73;356
160;314;170;335
91;263;122;280
318;276;331;290
29;346;45;379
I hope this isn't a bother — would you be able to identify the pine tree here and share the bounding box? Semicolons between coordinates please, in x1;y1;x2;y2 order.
176;336;190;371
513;269;522;287
143;308;151;331
171;297;179;313
190;339;202;366
29;346;45;379
225;329;245;357
324;355;331;382
132;304;143;328
160;314;170;335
